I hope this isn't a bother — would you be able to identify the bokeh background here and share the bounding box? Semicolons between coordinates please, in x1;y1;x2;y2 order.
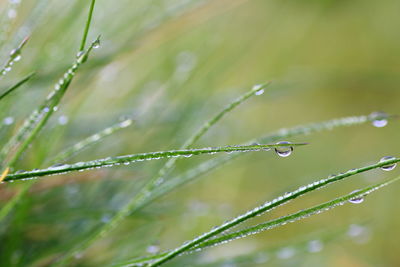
0;0;399;266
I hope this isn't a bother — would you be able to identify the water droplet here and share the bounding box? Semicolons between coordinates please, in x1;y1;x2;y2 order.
370;111;388;128
349;190;364;204
146;245;160;254
276;247;295;259
274;141;293;157
93;39;101;49
58;115;68;125
76;51;84;58
379;156;397;171
3;116;14;125
14;54;21;61
308;240;323;253
7;9;17;19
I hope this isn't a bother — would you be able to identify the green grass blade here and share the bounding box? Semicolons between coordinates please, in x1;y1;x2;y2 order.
0;37;100;169
79;0;97;52
0;72;35;102
193;176;400;253
147;175;400;266
0;118;133;222
51;118;133;163
136;156;399;266
3;143;306;182
0;36;29;77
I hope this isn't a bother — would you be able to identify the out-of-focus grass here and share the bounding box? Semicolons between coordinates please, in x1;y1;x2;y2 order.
0;0;399;266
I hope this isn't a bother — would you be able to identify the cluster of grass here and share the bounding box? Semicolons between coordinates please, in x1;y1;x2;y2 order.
0;0;399;266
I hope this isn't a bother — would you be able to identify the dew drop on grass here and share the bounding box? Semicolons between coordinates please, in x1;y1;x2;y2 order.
14;54;21;61
146;245;160;254
276;247;295;259
307;240;323;253
93;39;101;49
76;51;84;58
348;190;364;204
3;116;14;125
274;141;293;157
370;111;388;128
379;156;397;171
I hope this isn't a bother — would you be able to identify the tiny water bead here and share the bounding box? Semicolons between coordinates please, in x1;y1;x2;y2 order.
93;39;101;49
348;190;364;204
3;116;14;125
370;111;388;128
379;156;397;171
252;84;264;95
308;240;323;253
274;141;293;157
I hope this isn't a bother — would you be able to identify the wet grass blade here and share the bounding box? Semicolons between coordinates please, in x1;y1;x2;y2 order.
51;118;133;163
79;0;96;52
0;72;35;101
0;37;100;169
0;118;133;221
146;174;400;266
132;156;399;266
3;143;306;182
193;176;400;253
0;36;29;77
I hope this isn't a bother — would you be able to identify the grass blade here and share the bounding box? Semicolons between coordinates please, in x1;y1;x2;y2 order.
146;174;400;266
50;118;133;163
194;176;400;253
0;72;35;102
0;117;133;221
3;143;306;182
136;156;399;266
0;36;29;77
79;0;97;52
0;37;100;169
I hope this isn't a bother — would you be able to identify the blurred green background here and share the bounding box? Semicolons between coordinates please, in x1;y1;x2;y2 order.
0;0;399;266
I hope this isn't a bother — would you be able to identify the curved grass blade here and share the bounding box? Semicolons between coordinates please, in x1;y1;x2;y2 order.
79;0;97;52
0;118;133;221
0;37;100;169
0;36;29;77
3;143;306;182
131;156;399;266
147;175;400;266
51;118;133;163
0;72;35;102
193;176;400;252
114;225;350;266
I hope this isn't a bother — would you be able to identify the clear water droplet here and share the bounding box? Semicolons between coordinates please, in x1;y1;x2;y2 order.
14;54;21;61
146;245;160;254
379;156;397;171
93;39;101;49
349;190;364;204
370;111;388;128
76;51;84;58
308;240;323;253
3;116;14;125
255;89;264;96
274;141;293;157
